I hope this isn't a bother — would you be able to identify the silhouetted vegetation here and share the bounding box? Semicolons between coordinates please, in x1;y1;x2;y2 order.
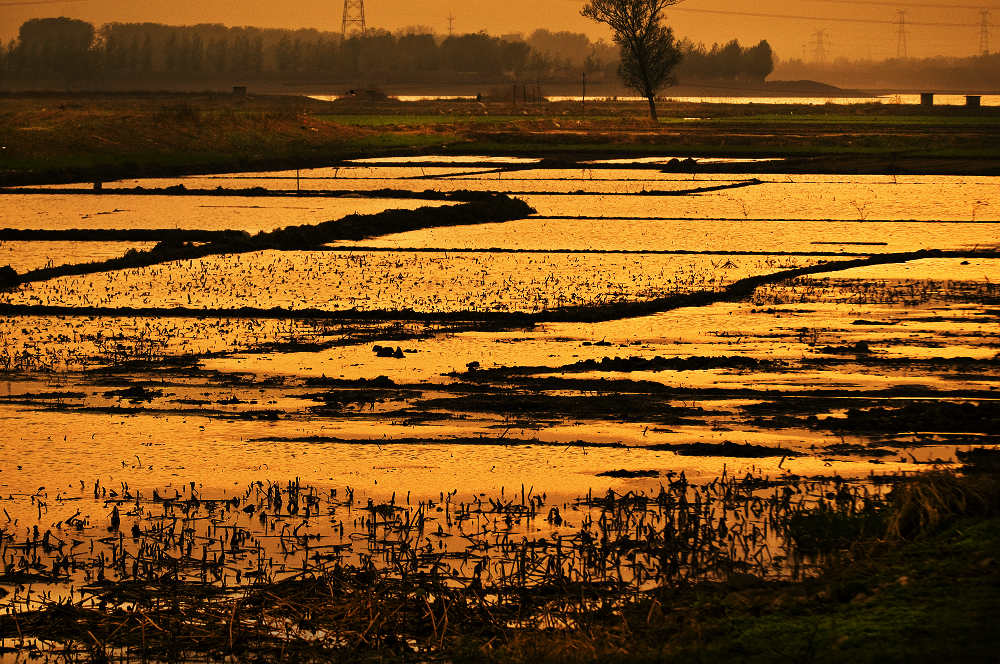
0;17;776;91
583;0;684;119
677;38;774;84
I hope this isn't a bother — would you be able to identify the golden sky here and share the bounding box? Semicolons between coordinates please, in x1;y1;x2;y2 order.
2;0;996;60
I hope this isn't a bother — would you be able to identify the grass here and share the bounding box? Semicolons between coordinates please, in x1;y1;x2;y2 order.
315;113;531;126
2;92;1000;185
669;518;1000;664
667;113;1000;126
459;472;1000;664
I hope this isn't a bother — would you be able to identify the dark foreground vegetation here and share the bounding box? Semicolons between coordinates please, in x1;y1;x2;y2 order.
1;465;996;663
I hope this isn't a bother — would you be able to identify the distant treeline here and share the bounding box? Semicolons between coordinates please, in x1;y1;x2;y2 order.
1;17;775;90
775;55;1000;91
676;39;774;83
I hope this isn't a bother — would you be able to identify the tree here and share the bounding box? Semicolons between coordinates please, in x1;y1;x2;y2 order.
746;40;774;82
717;39;743;80
15;17;95;82
582;0;683;121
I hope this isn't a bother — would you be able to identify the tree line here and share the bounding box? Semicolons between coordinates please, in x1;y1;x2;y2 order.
0;17;774;89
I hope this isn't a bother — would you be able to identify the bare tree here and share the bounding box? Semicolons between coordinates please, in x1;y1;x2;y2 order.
582;0;683;121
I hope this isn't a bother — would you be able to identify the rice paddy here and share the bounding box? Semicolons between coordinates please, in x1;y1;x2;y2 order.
0;156;997;662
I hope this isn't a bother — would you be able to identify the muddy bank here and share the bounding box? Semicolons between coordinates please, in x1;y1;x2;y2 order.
597;469;661;477
337;245;874;258
414;392;708;423
645;441;802;457
824;442;897;457
250;434;631;448
457;355;786;380
817;401;1000;434
4;186;522;202
7;179;764;199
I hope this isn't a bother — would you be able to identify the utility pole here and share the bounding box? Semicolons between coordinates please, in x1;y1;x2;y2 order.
980;9;991;56
895;10;908;59
342;0;367;38
447;13;455;37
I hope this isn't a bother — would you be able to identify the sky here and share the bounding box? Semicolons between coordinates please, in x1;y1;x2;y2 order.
1;0;996;61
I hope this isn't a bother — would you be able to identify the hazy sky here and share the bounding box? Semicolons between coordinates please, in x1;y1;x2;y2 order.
2;0;996;60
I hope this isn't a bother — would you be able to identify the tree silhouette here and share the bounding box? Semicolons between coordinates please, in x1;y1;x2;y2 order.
582;0;683;121
15;17;94;84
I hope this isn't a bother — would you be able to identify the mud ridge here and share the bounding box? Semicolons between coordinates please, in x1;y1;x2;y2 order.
645;441;802;458
4;181;762;198
529;215;1000;224
2;186;523;201
4;194;534;286
248;435;631;448
455;355;786;380
331;246;874;258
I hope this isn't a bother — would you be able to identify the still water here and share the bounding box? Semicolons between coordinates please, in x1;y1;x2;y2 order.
0;160;996;504
312;93;1000;106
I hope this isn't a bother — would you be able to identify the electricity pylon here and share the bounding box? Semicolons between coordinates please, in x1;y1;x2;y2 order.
896;10;908;58
980;9;991;56
342;0;366;37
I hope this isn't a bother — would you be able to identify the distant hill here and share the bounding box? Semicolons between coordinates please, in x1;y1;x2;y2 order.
763;79;865;96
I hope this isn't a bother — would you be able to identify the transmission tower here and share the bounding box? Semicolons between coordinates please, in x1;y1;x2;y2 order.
810;29;829;63
341;0;367;37
448;13;455;36
895;10;908;58
980;9;991;55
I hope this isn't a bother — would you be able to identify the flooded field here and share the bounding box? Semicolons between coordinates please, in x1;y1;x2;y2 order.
0;158;997;661
0;194;455;233
0;252;828;312
47;169;1000;223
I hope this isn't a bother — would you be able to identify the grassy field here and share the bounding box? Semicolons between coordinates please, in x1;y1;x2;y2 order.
2;91;999;185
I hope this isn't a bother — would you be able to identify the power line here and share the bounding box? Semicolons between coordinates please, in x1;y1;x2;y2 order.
808;0;999;10
0;0;87;5
668;6;982;27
